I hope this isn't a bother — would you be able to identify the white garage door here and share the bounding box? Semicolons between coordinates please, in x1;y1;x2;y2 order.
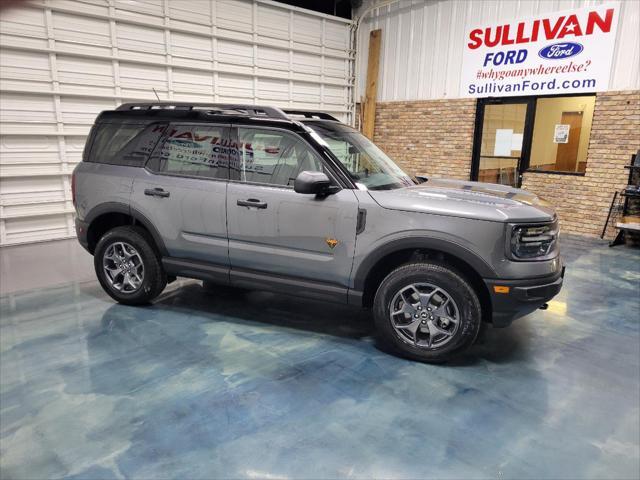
0;0;354;246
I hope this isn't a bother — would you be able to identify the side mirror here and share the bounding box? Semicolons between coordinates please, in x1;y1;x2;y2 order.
294;171;339;195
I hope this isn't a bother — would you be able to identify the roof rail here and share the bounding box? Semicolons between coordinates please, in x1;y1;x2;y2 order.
283;109;340;121
115;102;289;120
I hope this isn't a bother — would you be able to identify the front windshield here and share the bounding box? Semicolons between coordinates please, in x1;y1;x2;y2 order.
306;123;415;190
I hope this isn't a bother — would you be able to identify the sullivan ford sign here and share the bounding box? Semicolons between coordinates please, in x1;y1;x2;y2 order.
460;3;620;98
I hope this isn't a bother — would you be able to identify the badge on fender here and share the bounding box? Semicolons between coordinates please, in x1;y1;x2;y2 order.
325;238;338;249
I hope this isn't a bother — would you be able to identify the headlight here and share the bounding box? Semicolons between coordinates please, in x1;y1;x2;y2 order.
509;221;559;260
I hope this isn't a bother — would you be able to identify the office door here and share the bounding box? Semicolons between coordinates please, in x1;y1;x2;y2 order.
471;98;535;188
555;111;583;171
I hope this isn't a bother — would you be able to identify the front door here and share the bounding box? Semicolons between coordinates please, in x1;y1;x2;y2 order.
471;98;535;188
130;123;230;266
555;111;583;171
226;126;359;289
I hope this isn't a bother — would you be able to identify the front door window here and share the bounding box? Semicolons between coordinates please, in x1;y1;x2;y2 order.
234;128;324;186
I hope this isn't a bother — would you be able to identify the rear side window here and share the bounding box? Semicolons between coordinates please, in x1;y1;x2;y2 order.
88;123;166;167
147;124;231;180
120;124;167;166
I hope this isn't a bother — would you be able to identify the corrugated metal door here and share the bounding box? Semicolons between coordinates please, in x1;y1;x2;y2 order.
0;0;353;245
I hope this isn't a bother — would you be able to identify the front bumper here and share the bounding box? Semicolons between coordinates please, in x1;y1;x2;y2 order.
484;263;565;327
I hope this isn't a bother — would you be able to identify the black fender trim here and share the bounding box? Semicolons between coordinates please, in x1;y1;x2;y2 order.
83;201;130;225
352;236;497;293
84;202;168;256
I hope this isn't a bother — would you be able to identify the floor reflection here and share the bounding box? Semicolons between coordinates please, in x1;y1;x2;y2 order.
1;236;638;479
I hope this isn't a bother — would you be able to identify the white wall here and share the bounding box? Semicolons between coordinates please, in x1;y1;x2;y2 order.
355;0;640;102
0;0;353;245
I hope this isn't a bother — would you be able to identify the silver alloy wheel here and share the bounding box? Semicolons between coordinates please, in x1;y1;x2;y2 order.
102;241;145;294
389;283;460;349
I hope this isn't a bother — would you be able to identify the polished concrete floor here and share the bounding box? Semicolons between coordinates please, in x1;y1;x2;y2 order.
1;236;639;479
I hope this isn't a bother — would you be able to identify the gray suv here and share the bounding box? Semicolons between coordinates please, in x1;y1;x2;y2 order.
73;102;564;362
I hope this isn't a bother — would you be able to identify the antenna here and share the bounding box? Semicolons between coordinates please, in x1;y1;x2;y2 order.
152;88;160;101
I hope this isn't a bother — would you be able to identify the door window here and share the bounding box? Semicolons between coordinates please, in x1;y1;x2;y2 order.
148;125;231;179
234;128;324;186
477;103;528;187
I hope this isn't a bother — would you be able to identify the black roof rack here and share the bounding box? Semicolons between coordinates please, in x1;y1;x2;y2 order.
283;109;340;121
116;102;290;120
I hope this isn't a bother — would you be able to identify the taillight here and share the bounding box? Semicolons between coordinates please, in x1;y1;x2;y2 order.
71;171;77;208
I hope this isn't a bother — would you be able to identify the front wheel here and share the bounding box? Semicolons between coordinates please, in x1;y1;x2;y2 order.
94;226;167;305
373;262;482;363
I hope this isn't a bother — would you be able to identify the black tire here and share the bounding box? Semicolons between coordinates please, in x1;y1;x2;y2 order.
373;262;482;363
94;226;167;305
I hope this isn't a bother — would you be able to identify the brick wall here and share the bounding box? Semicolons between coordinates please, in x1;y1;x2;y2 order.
373;98;477;180
372;90;640;237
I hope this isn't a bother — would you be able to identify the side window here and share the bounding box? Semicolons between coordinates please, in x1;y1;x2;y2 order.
120;123;167;166
233;128;324;186
149;125;231;179
89;123;145;165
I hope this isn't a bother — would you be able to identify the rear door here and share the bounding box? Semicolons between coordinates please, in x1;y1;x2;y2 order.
226;126;359;290
130;123;231;266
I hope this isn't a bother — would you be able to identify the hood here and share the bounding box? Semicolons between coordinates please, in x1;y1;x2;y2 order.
367;178;556;223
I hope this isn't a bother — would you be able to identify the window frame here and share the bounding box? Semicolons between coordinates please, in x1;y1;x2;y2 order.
230;124;342;191
471;92;596;185
144;122;232;182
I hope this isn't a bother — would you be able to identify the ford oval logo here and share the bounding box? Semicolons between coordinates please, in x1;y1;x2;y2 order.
538;42;584;60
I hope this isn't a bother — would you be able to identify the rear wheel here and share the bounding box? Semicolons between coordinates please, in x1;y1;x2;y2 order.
373;262;482;362
94;226;166;305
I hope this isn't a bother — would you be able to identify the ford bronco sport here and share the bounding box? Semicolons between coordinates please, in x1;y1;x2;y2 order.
73;102;564;362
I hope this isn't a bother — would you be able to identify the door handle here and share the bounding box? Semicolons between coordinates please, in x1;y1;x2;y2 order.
144;187;170;198
237;198;267;209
